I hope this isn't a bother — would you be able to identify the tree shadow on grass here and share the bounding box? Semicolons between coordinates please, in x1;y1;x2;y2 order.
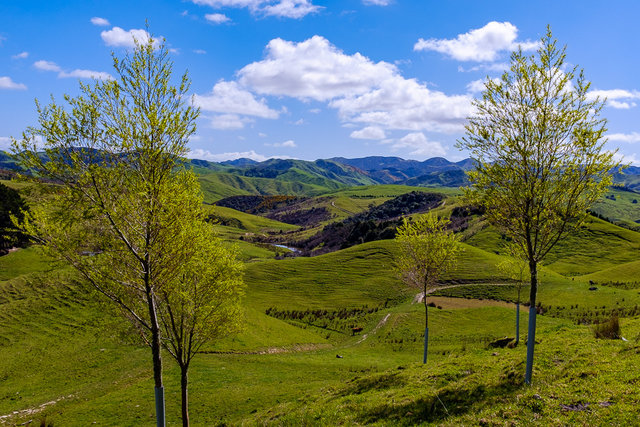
356;373;524;425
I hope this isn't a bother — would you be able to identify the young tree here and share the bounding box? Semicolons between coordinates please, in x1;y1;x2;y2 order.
157;218;243;427
394;213;461;364
13;38;199;426
458;27;618;384
497;243;528;346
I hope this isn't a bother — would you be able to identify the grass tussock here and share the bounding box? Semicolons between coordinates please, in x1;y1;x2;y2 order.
593;314;621;339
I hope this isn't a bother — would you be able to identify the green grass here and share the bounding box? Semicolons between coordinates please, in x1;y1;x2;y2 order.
6;186;640;425
466;216;640;276
198;172;333;203
578;259;640;284
590;187;640;229
324;184;463;198
0;247;55;281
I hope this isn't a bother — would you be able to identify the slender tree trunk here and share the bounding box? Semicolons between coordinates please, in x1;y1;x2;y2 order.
525;261;538;385
423;286;429;364
147;292;165;427
515;284;521;345
181;363;190;427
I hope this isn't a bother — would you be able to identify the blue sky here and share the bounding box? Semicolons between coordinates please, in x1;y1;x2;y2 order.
1;0;639;163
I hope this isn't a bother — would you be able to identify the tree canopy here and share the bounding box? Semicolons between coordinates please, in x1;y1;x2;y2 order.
12;37;243;426
395;213;460;363
458;27;619;384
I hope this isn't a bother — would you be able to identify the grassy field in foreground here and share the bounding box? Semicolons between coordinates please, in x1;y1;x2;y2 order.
4;263;640;426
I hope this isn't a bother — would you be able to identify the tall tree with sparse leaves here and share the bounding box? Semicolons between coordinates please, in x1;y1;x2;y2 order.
395;213;461;364
11;36;233;426
458;27;619;384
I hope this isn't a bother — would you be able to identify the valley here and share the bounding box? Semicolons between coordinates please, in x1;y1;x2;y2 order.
3;157;640;425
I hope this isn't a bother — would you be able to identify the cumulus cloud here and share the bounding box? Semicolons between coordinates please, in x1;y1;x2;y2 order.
466;77;501;93
613;151;640;166
330;75;472;133
608;132;640;143
0;76;27;90
205;13;231;23
266;139;296;147
414;21;538;62
210;114;252;130
193;49;207;54
350;126;386;140
390;132;447;157
0;136;10;150
587;89;640;109
239;36;397;101
12;51;28;59
34;60;62;72
189;148;269;162
239;35;472;133
58;69;113;80
90;17;110;26
190;0;320;19
34;60;112;81
101;27;159;48
194;80;279;121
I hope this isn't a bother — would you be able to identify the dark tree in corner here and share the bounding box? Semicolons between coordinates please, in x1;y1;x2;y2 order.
458;27;619;384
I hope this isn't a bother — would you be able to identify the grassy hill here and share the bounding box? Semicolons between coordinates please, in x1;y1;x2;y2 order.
6;179;640;425
4;241;640;425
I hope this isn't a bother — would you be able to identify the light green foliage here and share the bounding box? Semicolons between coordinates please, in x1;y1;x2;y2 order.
459;28;617;267
458;27;618;383
394;213;461;362
11;36;243;426
395;214;461;294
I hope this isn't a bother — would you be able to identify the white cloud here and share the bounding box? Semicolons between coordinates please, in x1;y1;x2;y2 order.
101;27;159;49
189;148;269;162
90;17;110;26
608;132;640;143
268;139;296;147
350;126;386;140
59;69;113;80
390;132;446;157
330;74;472;133
193;49;207;54
587;89;640;109
414;21;538;62
34;60;62;72
613;151;640;166
0;76;27;90
190;0;320;19
34;60;112;80
239;35;398;101
262;0;321;18
363;0;391;5
205;13;231;23
293;118;304;125
458;62;510;73
239;35;472;133
210;114;252;129
466;77;500;93
12;51;28;59
258;132;267;137
194;80;279;119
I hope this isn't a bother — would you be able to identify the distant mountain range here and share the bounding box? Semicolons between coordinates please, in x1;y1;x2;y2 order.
4;150;640;200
